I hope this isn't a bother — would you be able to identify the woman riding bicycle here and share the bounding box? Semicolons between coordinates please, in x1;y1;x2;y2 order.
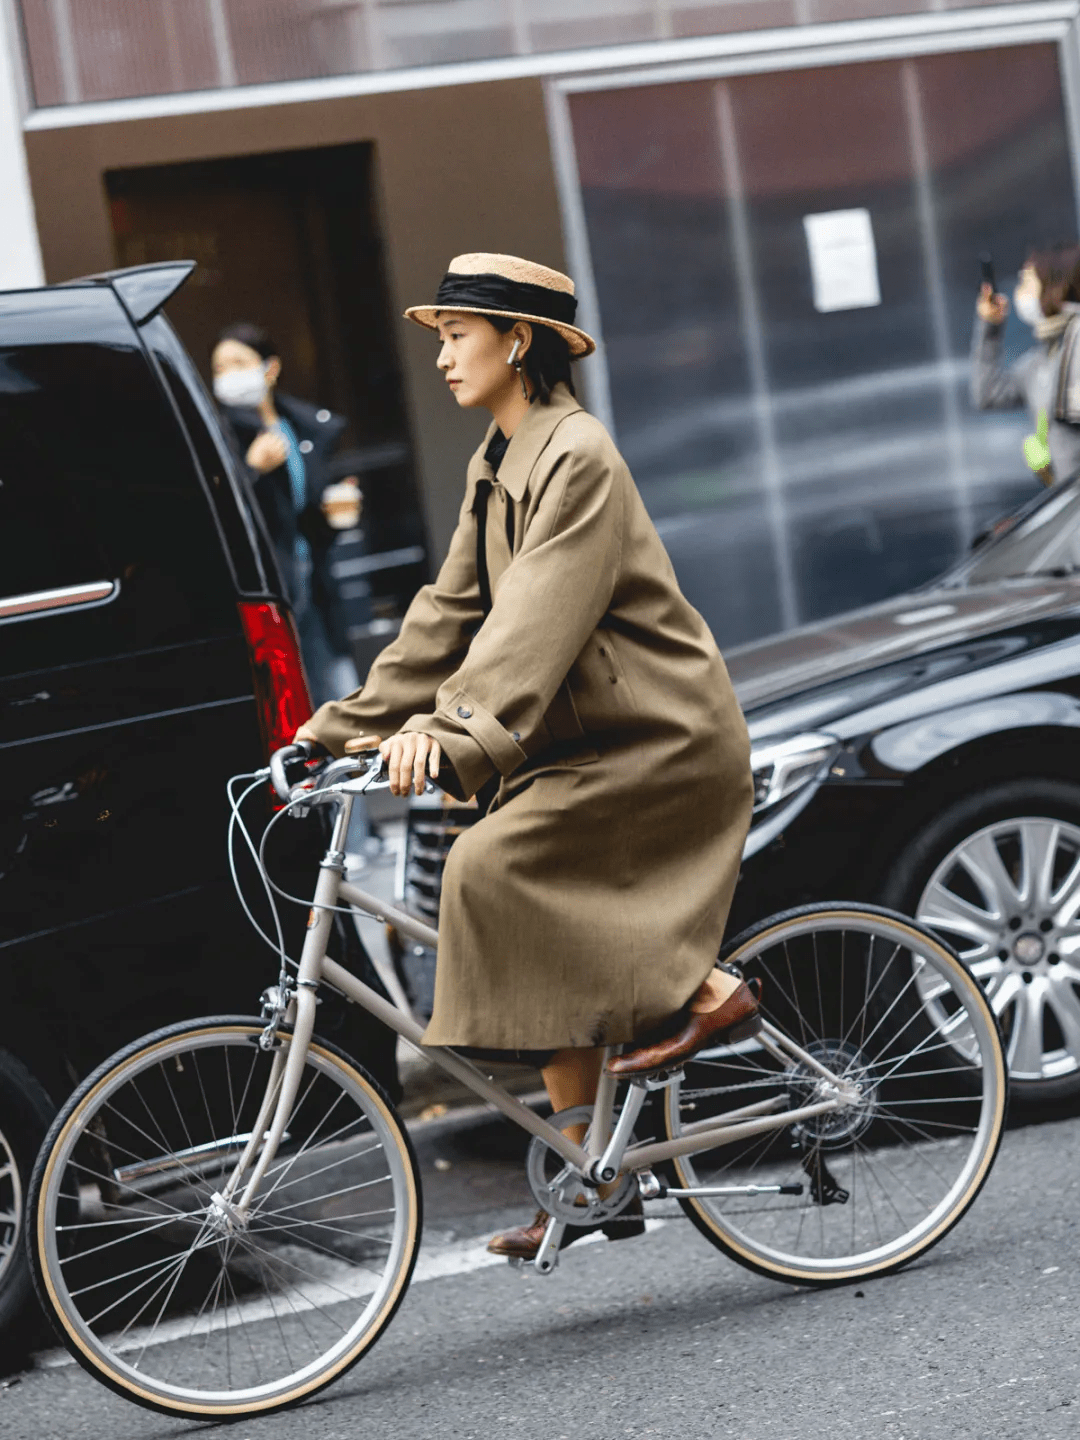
297;252;756;1258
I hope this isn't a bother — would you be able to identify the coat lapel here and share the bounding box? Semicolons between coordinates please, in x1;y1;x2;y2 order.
496;385;582;503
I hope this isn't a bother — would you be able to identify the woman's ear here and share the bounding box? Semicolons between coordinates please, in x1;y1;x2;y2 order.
264;355;282;388
513;322;533;359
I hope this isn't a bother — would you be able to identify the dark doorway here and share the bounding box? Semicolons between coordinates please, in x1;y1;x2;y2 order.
105;142;428;662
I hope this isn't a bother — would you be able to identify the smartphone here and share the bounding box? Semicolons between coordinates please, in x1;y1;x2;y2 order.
979;252;996;294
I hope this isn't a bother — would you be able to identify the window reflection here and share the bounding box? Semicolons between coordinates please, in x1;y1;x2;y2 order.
571;44;1078;646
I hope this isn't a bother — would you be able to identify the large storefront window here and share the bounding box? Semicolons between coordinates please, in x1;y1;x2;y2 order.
17;0;1015;106
567;44;1079;646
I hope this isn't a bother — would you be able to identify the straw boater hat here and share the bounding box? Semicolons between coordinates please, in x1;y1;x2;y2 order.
404;253;596;358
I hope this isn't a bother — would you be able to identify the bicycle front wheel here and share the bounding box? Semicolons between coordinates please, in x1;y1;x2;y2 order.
29;1018;421;1420
664;905;1007;1286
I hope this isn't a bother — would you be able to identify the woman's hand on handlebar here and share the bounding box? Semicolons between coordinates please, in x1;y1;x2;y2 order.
294;723;321;746
344;731;441;796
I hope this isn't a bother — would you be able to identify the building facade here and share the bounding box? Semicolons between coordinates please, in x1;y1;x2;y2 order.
4;0;1080;648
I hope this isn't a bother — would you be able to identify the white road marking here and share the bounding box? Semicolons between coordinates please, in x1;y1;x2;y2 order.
36;1219;667;1369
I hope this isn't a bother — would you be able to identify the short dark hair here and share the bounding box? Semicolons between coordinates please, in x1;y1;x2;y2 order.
1027;244;1080;315
215;321;280;361
485;315;575;405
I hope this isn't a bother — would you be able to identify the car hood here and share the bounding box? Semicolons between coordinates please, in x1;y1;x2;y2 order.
726;579;1080;740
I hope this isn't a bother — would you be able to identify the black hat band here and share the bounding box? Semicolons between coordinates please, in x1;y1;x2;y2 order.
433;270;578;326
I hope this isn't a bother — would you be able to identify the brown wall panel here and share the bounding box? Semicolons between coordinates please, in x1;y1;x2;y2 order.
24;77;566;556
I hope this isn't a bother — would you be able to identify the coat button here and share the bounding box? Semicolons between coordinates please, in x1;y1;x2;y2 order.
512;731;521;742
299;438;314;454
609;675;618;684
316;408;331;422
457;705;472;719
598;646;607;657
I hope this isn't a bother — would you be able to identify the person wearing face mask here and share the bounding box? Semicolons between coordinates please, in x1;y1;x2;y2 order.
211;322;363;708
972;244;1080;488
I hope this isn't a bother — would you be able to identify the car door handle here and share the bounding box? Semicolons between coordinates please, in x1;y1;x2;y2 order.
0;580;118;623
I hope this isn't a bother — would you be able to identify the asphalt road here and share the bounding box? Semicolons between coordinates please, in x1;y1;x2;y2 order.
4;1099;1080;1440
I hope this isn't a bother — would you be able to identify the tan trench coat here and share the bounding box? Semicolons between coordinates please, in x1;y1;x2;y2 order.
307;385;753;1050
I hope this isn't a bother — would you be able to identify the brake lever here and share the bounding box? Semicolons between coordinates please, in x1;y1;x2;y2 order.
334;773;437;796
333;750;438;797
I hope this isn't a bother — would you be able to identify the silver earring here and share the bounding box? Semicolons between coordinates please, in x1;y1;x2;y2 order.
507;339;521;366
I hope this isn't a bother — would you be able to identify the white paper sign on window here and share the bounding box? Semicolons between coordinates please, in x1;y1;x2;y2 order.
802;208;881;313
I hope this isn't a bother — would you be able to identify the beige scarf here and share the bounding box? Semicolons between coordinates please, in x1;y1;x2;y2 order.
1036;311;1072;344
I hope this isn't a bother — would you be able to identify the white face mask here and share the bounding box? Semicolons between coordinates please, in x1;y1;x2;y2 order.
213;363;268;408
1014;290;1044;328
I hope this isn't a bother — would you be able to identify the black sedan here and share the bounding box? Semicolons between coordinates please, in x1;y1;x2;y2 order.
730;479;1080;1101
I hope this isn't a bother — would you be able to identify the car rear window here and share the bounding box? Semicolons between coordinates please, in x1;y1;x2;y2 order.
141;314;278;597
0;290;236;654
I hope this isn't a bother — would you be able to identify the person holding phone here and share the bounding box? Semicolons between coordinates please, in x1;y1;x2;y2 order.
972;244;1080;487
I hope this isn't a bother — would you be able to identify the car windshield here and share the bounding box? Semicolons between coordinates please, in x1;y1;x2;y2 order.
942;479;1080;585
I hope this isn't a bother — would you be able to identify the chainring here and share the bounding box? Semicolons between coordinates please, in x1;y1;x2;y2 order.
525;1105;636;1224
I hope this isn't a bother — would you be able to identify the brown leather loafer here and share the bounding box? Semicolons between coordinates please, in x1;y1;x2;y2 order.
607;977;762;1078
487;1193;645;1260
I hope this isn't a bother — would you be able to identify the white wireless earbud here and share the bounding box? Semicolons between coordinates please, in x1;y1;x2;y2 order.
507;339;521;366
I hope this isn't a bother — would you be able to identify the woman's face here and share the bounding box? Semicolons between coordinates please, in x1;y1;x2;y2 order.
435;313;528;410
1014;265;1044;314
211;339;280;388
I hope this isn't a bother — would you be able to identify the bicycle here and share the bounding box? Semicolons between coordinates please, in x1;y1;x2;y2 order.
27;745;1008;1420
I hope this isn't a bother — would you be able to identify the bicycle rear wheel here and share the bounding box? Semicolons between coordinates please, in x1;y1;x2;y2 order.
29;1018;421;1419
664;905;1007;1286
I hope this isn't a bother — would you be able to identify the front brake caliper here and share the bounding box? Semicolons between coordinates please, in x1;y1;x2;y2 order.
259;981;294;1051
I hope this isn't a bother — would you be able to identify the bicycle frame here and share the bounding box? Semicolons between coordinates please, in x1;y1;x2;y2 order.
222;784;858;1221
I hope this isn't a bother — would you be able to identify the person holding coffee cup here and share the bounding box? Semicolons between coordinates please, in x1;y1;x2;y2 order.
211;321;362;708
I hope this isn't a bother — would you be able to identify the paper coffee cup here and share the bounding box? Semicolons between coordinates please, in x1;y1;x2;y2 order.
322;480;362;530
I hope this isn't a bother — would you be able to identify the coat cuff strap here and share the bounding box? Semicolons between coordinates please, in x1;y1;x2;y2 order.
437;690;527;775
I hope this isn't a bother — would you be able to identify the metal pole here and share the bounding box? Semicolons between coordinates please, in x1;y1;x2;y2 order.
0;0;44;286
205;0;238;88
901;58;974;549
714;79;799;631
543;79;618;437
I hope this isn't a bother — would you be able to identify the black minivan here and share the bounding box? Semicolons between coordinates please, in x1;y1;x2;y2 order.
0;262;395;1357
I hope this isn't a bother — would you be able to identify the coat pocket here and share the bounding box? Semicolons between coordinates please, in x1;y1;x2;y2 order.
539;680;599;766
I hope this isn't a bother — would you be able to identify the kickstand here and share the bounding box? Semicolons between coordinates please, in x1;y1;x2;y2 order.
801;1146;850;1206
532;1214;566;1275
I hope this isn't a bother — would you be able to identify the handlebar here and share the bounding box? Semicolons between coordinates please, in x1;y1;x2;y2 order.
269;740;318;802
268;742;437;806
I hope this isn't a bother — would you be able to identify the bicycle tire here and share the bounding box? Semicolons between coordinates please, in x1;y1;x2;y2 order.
663;904;1007;1287
28;1017;421;1419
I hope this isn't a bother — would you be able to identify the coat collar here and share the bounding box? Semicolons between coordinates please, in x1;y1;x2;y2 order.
479;384;583;502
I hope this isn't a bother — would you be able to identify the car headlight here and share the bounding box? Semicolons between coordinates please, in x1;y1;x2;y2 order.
750;731;840;818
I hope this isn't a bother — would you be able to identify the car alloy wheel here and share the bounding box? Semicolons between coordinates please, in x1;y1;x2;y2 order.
916;815;1080;1086
0;1122;21;1297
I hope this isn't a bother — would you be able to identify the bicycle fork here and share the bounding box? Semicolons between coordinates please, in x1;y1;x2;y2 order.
214;798;353;1226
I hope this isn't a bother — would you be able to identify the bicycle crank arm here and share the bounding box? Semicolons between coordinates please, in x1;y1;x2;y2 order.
532;1214;566;1275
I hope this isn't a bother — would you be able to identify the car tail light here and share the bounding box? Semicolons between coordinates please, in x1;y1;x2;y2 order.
238;601;313;762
